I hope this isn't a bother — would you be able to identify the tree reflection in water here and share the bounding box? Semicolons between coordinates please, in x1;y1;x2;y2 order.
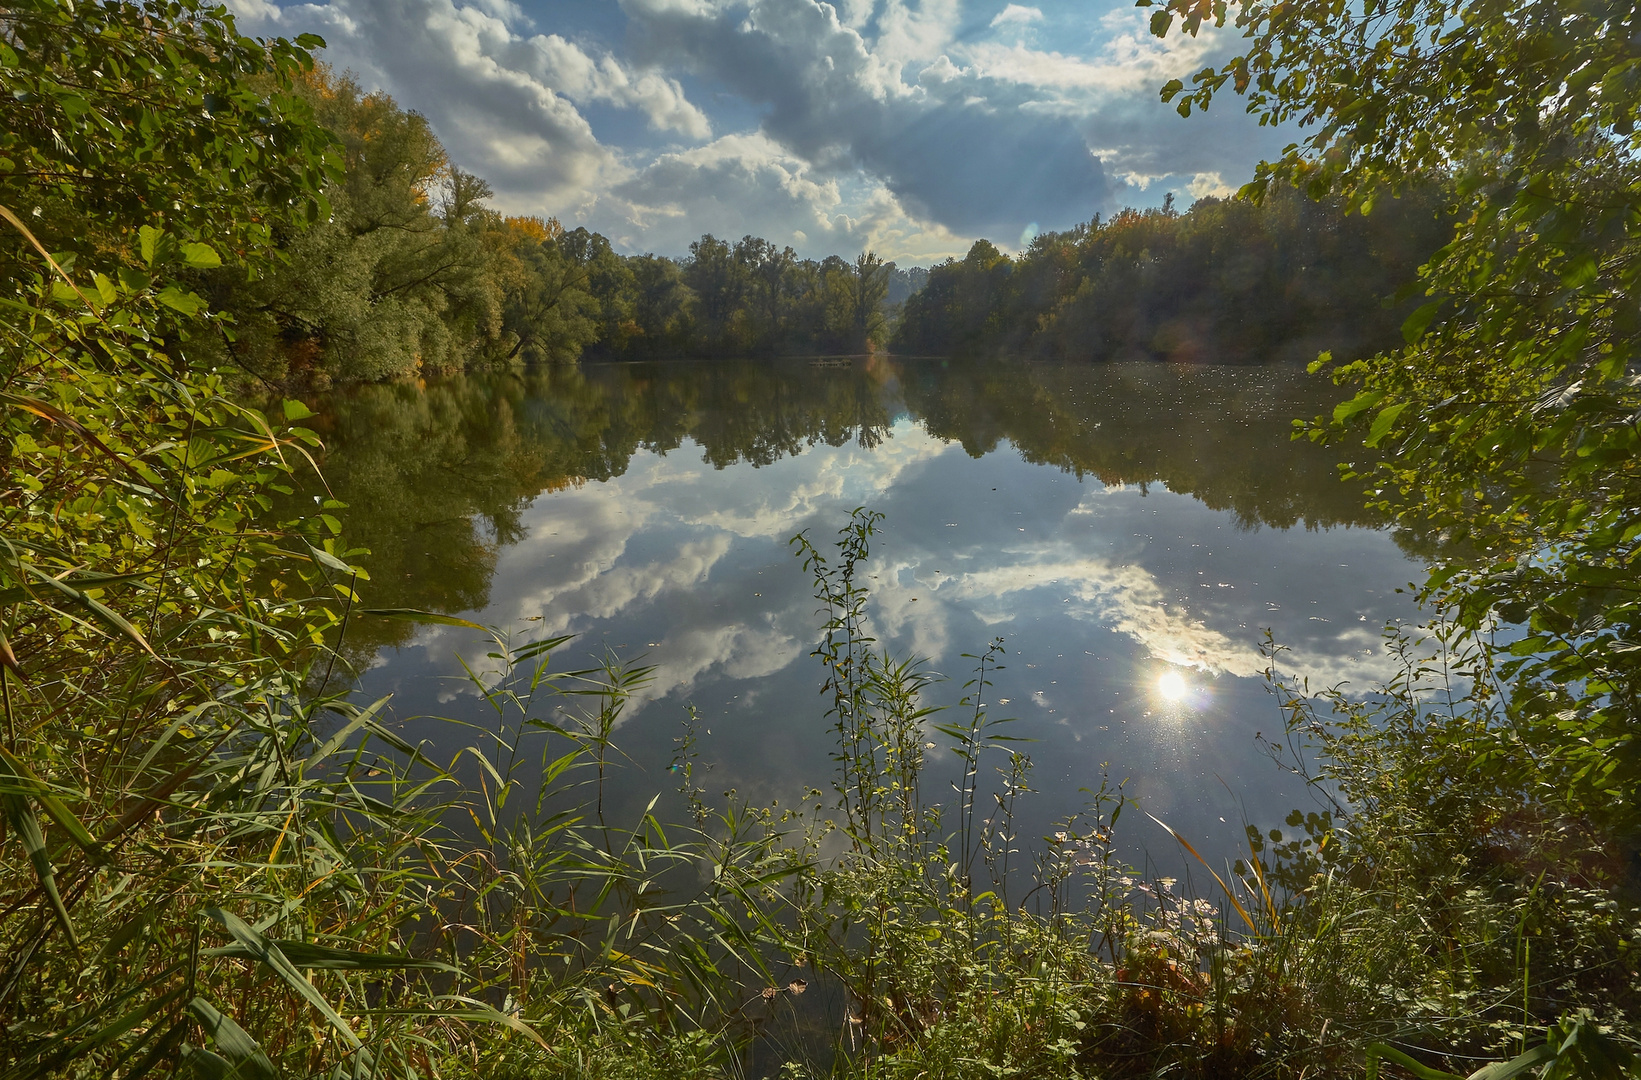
285;358;1384;663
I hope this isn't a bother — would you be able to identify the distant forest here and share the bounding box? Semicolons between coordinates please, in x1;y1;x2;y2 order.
171;67;1448;387
894;189;1451;363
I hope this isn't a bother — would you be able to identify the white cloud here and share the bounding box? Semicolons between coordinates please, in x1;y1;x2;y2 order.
227;0;284;18
964;39;1203;97
604;133;971;260
618;0;1117;237
233;0;1289;256
526;34;711;138
674;421;953;534
381;414;1416;739
612;0;1291;241
607;133;846;246
228;0;707;213
1188;171;1235;199
989;4;1043;28
916;55;963;85
943;554;1262;673
411;422;959;714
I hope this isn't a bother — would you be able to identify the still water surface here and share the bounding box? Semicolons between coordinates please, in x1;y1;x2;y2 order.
306;358;1424;865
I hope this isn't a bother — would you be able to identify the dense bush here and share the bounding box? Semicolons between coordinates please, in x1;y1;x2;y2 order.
0;6;772;1075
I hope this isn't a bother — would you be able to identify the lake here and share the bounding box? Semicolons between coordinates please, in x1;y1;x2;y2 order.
302;357;1424;870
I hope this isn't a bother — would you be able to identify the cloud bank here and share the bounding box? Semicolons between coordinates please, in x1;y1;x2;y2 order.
232;0;1286;261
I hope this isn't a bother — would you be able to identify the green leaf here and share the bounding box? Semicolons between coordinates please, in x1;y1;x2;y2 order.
1509;635;1549;656
180;1046;238;1080
0;746;105;862
117;266;151;293
203;940;457;974
428;995;552;1049
1363;1043;1465;1080
1467;1042;1557;1080
1559;252;1598;289
92;272;118;305
1150;9;1173;35
181;242;222;269
304;695;390;767
1401;300;1441;343
29;567;161;659
2;793;76;947
138;225;163;267
1333;389;1386;424
1365;401;1409;447
281;399;316;421
185;998;279;1080
305;544;355;574
0;570;158;608
205;908;362;1049
156;286;204;315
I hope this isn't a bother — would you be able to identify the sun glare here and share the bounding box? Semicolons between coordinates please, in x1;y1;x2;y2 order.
1157;669;1188;702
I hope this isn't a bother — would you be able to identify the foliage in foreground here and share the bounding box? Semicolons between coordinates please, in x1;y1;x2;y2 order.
2;166;1636;1075
0;5;764;1074
6;1;1641;1078
1149;0;1641;841
730;513;1641;1080
0;180;787;1072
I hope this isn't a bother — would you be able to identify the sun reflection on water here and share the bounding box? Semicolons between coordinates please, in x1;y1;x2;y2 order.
1152;665;1208;715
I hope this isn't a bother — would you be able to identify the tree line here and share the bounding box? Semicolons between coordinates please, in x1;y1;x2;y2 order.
172;66;922;385
12;61;1454;389
892;188;1452;362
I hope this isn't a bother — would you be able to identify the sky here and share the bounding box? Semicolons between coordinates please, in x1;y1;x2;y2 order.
227;0;1289;263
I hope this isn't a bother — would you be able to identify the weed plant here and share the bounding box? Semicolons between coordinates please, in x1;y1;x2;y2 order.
693;512;1641;1079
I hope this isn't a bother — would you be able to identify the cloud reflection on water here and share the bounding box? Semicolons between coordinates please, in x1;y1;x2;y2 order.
325;360;1423;860
400;417;1412;718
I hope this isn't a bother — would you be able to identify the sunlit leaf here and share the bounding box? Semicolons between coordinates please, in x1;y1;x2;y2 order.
139;225;163;267
156;286;204;315
181;241;222;269
1365;401;1409;447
